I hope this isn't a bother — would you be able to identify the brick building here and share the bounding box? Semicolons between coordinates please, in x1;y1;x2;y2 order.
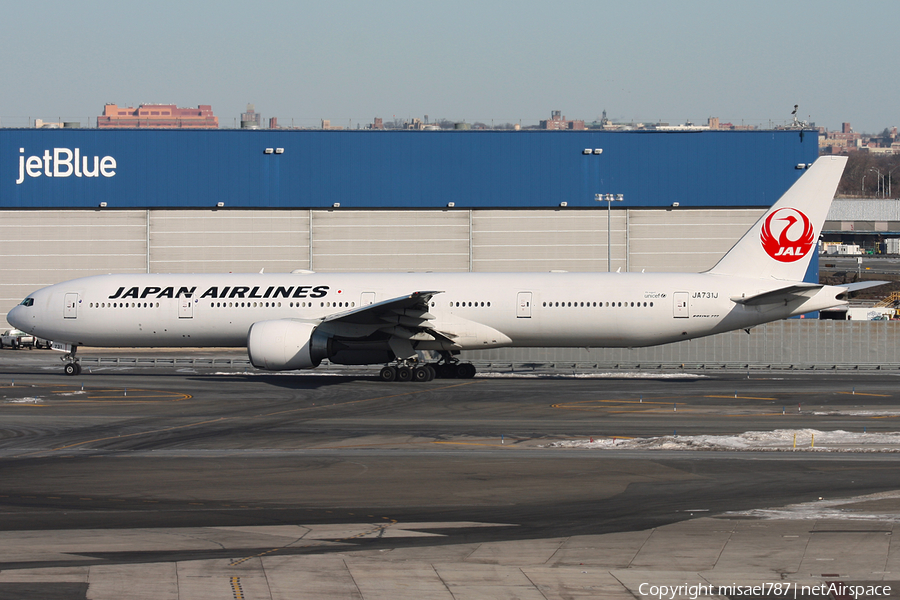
97;104;218;128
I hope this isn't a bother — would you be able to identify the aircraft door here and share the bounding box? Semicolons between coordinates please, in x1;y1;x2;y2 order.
64;293;79;319
516;292;532;318
673;292;689;318
361;292;376;306
179;298;194;319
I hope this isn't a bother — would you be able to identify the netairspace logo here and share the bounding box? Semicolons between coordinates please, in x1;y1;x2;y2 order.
638;581;892;599
16;148;116;184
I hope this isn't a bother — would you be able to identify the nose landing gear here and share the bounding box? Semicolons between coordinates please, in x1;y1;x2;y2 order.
61;347;81;376
64;362;82;376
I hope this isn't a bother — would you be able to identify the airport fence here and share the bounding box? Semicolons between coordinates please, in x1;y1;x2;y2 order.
63;320;900;373
463;319;900;370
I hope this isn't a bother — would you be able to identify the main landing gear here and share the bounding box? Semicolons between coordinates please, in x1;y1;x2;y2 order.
62;347;82;376
378;360;476;382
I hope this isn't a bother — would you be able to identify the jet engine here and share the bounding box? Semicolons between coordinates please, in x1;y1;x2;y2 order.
247;320;331;371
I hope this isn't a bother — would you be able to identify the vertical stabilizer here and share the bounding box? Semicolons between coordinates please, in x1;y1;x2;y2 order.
707;156;846;280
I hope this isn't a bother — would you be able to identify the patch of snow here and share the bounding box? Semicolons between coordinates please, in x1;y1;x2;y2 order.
726;490;900;521
544;429;900;452
477;372;710;380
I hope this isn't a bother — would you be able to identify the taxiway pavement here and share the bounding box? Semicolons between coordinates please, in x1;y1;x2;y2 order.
1;350;900;599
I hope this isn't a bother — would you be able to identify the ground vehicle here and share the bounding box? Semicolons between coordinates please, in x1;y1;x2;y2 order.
0;329;34;349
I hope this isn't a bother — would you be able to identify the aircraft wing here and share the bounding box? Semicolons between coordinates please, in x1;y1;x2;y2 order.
730;284;824;306
323;290;442;326
318;291;456;356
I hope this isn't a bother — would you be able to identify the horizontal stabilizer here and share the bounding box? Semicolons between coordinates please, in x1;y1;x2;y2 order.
731;284;823;306
841;281;890;293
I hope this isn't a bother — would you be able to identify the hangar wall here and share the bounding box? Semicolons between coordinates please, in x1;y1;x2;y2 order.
0;207;764;327
1;129;819;209
0;128;818;337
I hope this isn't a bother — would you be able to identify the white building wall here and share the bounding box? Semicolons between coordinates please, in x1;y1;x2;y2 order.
150;210;310;273
0;207;766;327
0;210;147;325
311;210;470;272
471;210;625;272
628;209;764;272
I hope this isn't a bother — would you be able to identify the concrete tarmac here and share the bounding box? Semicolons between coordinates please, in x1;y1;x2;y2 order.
1;350;900;598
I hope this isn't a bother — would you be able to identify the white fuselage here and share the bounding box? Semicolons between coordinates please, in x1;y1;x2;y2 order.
8;271;844;351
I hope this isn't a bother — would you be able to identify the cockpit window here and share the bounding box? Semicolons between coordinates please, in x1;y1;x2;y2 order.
19;298;34;307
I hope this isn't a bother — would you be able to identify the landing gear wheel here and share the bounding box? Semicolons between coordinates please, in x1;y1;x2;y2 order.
413;366;434;382
425;365;436;381
457;363;476;379
379;366;397;382
437;363;457;379
64;363;80;376
396;366;412;382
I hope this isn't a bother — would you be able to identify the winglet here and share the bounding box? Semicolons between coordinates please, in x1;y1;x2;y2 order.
707;156;847;281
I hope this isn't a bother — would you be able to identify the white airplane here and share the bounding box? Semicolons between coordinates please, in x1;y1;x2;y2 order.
8;156;877;381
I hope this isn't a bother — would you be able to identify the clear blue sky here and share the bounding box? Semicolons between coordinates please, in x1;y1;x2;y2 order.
2;0;897;133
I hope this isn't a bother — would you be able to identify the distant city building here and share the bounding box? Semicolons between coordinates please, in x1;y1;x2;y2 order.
540;110;585;130
405;118;426;130
820;122;865;155
97;104;218;128
370;117;385;130
241;104;261;129
819;123;900;155
34;119;67;129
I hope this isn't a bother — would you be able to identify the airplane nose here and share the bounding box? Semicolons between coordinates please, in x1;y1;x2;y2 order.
7;305;23;328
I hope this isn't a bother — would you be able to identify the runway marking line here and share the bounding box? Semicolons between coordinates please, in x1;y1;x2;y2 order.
705;395;776;400
551;397;686;410
10;416;229;458
230;576;244;600
10;382;477;458
432;440;514;447
255;381;478;420
1;383;192;404
553;389;896;415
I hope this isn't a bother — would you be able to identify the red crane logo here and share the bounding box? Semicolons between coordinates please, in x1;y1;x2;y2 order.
760;208;814;263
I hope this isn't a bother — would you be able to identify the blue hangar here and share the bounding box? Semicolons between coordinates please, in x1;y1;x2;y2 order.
2;129;818;209
0;128;820;328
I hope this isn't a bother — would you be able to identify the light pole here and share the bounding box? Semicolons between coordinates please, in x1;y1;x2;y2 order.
595;193;624;272
870;167;883;197
887;166;899;199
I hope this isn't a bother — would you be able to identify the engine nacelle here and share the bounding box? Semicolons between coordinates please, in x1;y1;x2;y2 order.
247;320;331;371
